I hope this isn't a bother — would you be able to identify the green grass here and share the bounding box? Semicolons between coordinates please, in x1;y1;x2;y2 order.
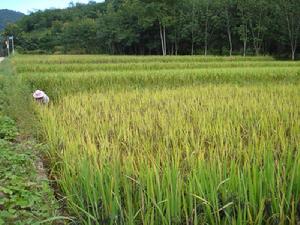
11;55;300;224
0;58;64;225
0;117;61;225
0;141;58;225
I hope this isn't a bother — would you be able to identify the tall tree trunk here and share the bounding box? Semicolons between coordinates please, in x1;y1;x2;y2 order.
175;36;178;55
228;28;233;56
159;23;166;56
291;45;296;60
163;25;167;55
292;49;295;60
160;24;164;55
191;1;195;55
225;9;232;56
243;24;247;57
239;7;248;57
204;2;209;56
174;30;178;55
282;0;300;61
286;13;298;60
204;21;208;56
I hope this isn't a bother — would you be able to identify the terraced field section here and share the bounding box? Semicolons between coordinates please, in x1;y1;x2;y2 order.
14;55;300;225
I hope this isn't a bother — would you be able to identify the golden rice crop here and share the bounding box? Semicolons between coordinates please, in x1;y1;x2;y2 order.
36;86;300;225
13;55;274;64
15;61;300;73
14;55;300;224
20;67;300;101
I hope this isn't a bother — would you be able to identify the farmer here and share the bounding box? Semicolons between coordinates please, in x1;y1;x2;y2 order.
33;90;49;104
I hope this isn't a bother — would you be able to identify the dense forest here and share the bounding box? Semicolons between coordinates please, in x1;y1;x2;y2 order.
0;9;24;31
2;0;300;59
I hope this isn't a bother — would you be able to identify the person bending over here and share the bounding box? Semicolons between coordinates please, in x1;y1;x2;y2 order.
33;90;49;104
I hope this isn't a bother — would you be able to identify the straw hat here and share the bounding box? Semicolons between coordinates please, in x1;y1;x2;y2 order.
33;90;45;99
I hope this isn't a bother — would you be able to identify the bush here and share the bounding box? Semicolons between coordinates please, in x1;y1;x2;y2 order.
0;116;18;141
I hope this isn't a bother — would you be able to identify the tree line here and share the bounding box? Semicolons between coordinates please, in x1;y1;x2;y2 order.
2;0;300;59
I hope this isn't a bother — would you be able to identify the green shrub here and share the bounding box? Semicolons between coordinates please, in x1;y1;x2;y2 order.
0;116;18;141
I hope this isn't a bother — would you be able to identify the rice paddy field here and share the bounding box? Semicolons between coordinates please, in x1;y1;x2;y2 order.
13;55;300;224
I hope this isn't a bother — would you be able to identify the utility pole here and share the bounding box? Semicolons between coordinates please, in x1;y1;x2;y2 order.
8;36;14;55
6;38;9;56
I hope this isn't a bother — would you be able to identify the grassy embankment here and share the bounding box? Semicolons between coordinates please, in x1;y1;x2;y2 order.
0;58;63;225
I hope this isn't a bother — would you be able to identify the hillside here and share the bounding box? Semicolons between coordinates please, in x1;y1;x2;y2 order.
0;9;24;30
2;0;300;59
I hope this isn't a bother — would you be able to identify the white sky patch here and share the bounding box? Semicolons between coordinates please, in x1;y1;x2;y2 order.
0;0;103;14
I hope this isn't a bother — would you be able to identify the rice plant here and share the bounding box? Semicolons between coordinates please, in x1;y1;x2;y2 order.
14;55;300;224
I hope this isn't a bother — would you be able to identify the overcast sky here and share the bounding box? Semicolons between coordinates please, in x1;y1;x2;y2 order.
0;0;103;14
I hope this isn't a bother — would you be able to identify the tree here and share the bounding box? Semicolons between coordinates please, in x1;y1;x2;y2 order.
237;0;250;56
219;0;236;56
62;18;97;53
279;0;300;60
2;0;299;58
196;0;221;55
139;0;179;55
247;0;270;55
